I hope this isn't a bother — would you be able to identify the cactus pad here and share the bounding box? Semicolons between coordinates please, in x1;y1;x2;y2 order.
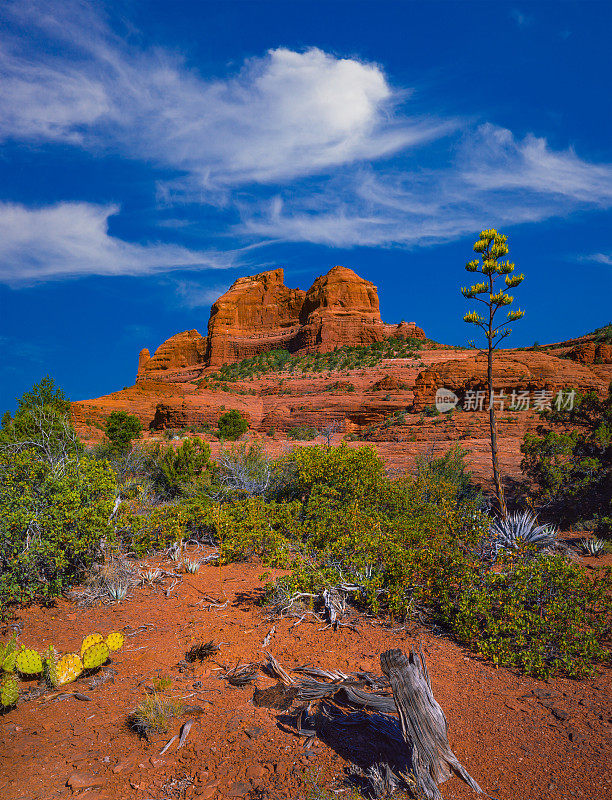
1;649;17;673
56;653;83;686
0;676;19;708
80;633;105;657
105;631;125;652
82;641;109;670
16;647;43;675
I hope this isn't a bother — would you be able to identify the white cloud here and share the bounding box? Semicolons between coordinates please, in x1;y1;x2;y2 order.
460;124;612;204
0;1;450;190
584;253;612;266
0;202;237;284
240;125;612;247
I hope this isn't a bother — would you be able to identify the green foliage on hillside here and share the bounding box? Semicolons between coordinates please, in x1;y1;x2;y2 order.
217;409;248;440
199;337;424;387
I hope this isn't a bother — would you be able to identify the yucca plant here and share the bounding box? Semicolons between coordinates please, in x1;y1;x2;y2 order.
106;582;128;602
486;510;557;561
184;560;200;574
581;537;605;556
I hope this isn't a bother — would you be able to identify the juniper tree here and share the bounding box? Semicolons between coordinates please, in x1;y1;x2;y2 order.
462;229;525;516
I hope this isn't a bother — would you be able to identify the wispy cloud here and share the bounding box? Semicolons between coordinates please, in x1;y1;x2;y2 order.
0;202;239;284
583;252;612;266
239;124;612;247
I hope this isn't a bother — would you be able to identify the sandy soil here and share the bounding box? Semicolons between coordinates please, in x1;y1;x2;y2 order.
1;545;610;800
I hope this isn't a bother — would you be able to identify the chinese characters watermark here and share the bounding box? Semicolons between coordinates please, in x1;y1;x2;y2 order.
435;387;575;413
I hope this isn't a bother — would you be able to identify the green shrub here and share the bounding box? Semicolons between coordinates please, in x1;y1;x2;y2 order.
218;497;298;566
0;450;116;610
149;438;213;498
105;411;142;452
433;551;611;679
287;425;317;440
521;382;612;533
120;497;215;556
217;410;248;440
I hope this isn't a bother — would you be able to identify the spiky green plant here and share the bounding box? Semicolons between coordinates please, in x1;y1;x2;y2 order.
0;635;18;673
582;537;605;556
106;582;128;601
80;633;105;657
184;560;200;574
1;675;19;708
15;647;43;676
82;641;110;670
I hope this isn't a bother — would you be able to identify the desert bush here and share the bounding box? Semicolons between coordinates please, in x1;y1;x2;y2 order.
433;550;611;678
218;497;299;566
287;425;318;440
0;377;82;468
217;409;248;440
257;443;608;678
104;411;142;453
148;437;213;498
521;382;612;533
216;442;277;498
0;449;116;610
119;497;215;556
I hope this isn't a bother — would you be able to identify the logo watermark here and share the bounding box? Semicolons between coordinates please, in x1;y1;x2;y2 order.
435;388;575;413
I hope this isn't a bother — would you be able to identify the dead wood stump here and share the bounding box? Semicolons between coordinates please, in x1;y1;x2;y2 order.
380;647;483;800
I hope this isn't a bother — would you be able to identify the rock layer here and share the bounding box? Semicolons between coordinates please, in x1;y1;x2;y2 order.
413;351;603;411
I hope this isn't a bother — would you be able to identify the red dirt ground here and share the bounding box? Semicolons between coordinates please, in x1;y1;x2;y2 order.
1;545;610;800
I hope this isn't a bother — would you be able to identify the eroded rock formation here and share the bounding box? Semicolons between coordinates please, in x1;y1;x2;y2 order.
135;265;426;381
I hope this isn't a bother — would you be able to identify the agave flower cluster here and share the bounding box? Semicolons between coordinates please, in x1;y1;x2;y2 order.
484;510;557;562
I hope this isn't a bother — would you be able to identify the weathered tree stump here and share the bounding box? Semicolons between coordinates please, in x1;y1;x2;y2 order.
380;647;483;800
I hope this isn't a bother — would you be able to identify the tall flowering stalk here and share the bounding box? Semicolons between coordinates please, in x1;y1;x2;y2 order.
462;229;525;516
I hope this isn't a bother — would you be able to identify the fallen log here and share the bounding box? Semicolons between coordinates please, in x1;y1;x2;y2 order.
380;647;483;800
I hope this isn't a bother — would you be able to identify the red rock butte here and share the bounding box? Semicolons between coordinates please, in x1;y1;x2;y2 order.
136;266;425;383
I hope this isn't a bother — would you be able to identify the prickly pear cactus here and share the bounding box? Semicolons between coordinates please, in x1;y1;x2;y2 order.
56;653;83;686
16;647;43;676
105;631;125;652
1;635;17;673
82;641;110;670
80;633;105;658
43;646;59;689
0;675;19;708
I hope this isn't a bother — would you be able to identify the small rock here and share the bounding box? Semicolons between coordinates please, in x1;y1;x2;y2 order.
551;707;570;721
112;761;133;774
226;781;250;797
244;726;261;740
245;765;266;780
66;772;105;789
198;780;220;799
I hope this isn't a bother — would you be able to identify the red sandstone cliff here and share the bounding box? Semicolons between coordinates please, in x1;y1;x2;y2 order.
136;265;425;382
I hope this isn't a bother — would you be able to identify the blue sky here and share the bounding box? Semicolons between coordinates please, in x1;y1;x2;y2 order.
1;0;611;411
